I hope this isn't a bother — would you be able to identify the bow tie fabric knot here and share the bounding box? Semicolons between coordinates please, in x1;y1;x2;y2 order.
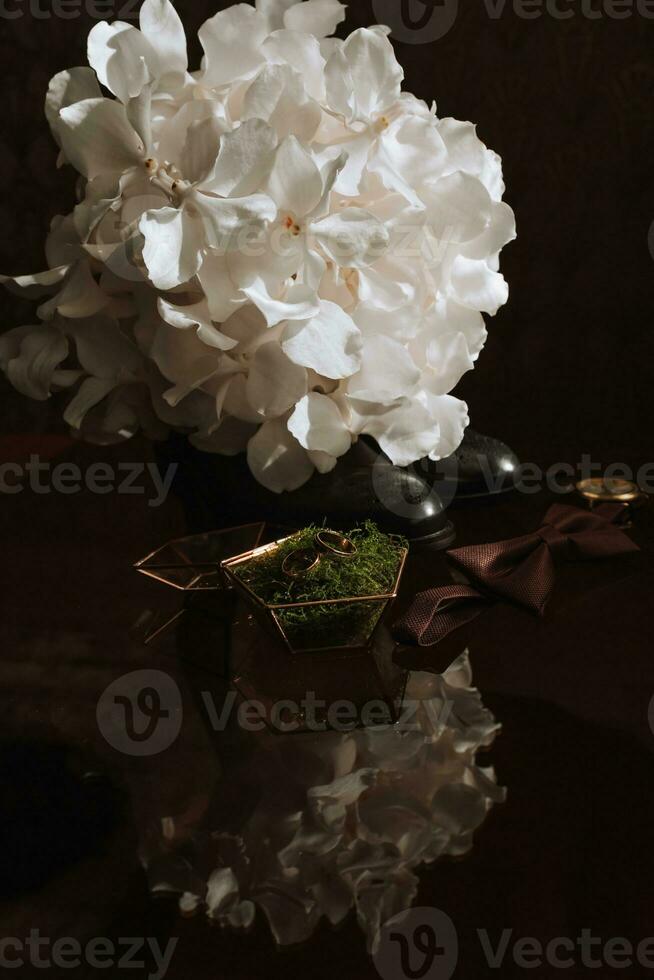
393;503;639;647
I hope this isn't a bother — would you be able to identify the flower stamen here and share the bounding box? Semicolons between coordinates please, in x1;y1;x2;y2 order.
283;215;302;236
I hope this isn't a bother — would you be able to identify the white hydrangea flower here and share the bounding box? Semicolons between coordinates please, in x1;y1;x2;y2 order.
0;0;515;492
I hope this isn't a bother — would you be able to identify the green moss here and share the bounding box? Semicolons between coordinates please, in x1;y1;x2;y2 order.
232;521;407;650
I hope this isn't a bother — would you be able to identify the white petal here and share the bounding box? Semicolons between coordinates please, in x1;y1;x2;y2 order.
64;377;117;428
420;172;491;244
179;114;224;186
262;29;326;102
87;21;156;103
0;324;68;400
266;135;322;217
423;332;475;395
356;262;413;312
191;416;258;456
308;449;337;474
327;28;403;123
206;868;239;916
309;769;376;830
45;68;101;147
155;99;225;176
283;0;346;37
226;901;256;930
45;215;82;270
310;150;347;221
58;98;144;179
449;256;509;315
242;279;319;327
198;5;267;88
157;297;238;351
37;261;108;320
223;373;266;423
370;115;447;205
0;265;70;298
204;119;277;199
288;392;350;456
151;323;230;404
331;133;372;198
463;201;517;260
247;418;314;492
438;118;506;201
422;298;487;361
323;43;354;120
256;0;295;31
139;0;187;82
193;192;277;252
359;400;440;467
73;174;123;241
282;300;362;379
246;342;308;418
423;394;469;460
139;207;203;289
221;303;269;349
67;315;141;378
198;253;247;322
311;208;389;268
347;335;419;404
126;84;153;153
243;63;321;143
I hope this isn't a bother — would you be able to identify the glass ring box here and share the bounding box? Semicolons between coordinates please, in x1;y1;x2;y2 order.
135;524;410;731
220;534;408;656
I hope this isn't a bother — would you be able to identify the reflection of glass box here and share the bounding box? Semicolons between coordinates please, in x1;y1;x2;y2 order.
221;535;408;656
229;598;408;734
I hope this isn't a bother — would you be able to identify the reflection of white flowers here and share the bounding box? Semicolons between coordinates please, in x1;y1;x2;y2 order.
0;0;515;491
147;654;505;950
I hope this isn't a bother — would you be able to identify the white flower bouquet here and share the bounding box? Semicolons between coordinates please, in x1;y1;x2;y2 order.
0;0;515;492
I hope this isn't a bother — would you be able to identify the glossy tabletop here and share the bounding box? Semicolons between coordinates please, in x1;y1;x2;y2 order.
2;437;654;980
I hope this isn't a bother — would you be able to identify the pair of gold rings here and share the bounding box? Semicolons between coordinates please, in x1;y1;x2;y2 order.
281;530;357;578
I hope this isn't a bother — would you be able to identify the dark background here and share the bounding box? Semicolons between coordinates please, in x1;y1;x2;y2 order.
1;0;653;469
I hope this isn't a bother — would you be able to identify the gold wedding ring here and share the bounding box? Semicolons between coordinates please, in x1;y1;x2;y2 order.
282;547;321;578
281;531;358;578
314;530;357;559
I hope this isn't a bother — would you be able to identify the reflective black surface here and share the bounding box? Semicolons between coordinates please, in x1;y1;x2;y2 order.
2;437;654;979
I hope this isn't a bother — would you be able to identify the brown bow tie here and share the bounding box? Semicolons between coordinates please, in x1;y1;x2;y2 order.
393;503;639;647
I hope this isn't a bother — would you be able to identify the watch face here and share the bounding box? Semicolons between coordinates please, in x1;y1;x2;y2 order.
576;477;641;502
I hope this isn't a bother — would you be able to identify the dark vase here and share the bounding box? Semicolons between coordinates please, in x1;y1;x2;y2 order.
155;433;456;548
155;429;520;548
